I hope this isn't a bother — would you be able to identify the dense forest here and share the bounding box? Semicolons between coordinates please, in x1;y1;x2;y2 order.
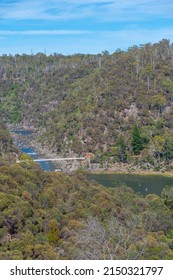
1;122;173;260
1;39;173;171
1;39;173;260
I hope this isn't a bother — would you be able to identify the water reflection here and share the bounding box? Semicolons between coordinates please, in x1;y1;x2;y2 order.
88;173;173;196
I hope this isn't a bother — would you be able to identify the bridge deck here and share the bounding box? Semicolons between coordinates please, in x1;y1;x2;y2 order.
33;157;85;162
17;157;85;163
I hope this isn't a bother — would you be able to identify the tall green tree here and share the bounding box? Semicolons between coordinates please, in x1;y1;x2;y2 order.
131;125;143;155
163;135;173;162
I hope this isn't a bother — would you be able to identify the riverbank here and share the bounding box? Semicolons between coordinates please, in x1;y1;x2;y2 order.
90;169;173;178
8;125;173;176
90;161;173;177
89;160;173;177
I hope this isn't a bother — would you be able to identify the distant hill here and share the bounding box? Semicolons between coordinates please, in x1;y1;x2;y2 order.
1;39;173;170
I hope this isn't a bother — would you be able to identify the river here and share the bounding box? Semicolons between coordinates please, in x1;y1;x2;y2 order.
11;129;173;196
11;129;55;171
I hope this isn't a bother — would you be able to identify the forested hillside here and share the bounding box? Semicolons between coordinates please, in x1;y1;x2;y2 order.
1;122;173;260
1;39;173;169
0;121;19;165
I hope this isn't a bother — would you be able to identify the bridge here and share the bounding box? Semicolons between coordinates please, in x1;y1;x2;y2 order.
33;157;85;162
16;157;85;163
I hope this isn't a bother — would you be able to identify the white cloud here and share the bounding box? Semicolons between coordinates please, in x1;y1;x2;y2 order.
0;0;172;21
0;30;90;35
0;1;173;55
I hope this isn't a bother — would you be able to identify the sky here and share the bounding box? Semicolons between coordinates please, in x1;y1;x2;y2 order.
0;0;173;55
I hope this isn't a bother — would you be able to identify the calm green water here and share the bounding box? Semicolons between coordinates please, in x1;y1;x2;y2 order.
88;173;173;196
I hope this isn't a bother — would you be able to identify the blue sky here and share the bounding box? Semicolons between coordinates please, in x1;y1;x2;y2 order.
0;0;173;55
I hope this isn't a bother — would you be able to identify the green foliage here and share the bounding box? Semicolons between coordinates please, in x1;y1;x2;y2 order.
161;185;173;209
46;219;60;245
1;39;173;167
0;122;18;155
19;154;33;161
149;94;166;111
2;41;173;260
164;135;173;161
1;155;173;259
0;84;22;123
117;134;127;162
131;125;143;155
